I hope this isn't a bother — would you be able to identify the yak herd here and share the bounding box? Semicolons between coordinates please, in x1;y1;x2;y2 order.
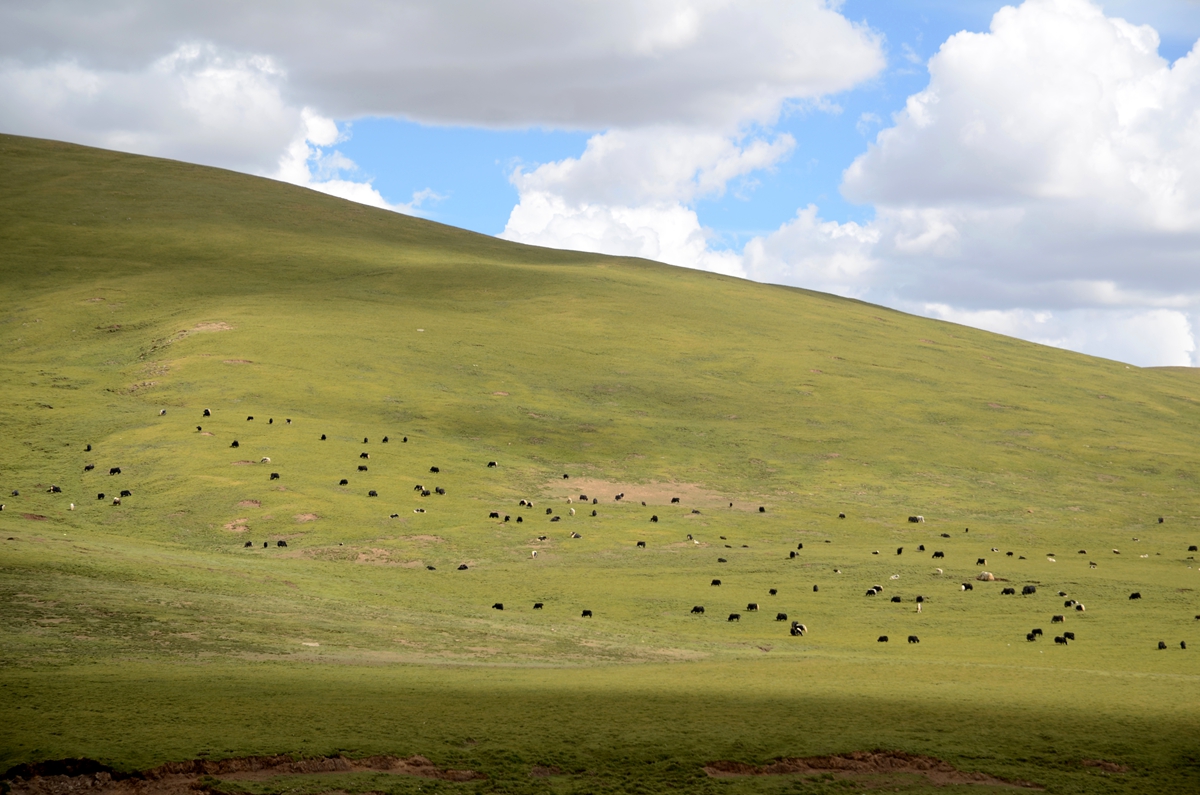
4;406;1195;652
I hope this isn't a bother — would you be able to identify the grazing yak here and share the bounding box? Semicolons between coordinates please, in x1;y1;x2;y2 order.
790;622;807;636
244;541;252;548
1022;585;1037;595
321;434;326;440
1055;636;1068;645
339;479;349;485
493;603;504;610
119;490;131;498
650;515;658;522
746;603;759;611
671;497;680;503
1130;592;1143;600
691;606;705;614
203;409;211;417
711;579;722;586
533;603;543;609
581;610;592;617
769;588;778;595
109;467;122;475
891;596;902;603
489;512;500;519
430;466;440;473
277;540;287;547
84;464;94;471
231;441;239;448
758;506;766;513
270;473;280;480
458;564;468;570
932;551;945;559
776;613;788;621
908;515;924;523
1158;641;1168;650
360;452;369;459
1064;632;1075;640
1002;587;1016;595
1052;615;1065;623
728;613;741;622
878;636;889;642
367;490;377;497
636;541;646;548
488;461;497;467
908;635;920;643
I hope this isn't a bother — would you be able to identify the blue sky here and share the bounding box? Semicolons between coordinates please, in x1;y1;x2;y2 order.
4;0;1200;367
330;0;1200;242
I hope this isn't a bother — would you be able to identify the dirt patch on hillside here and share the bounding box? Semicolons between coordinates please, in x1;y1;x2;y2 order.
22;514;48;521
224;519;248;532
191;322;233;333
237;500;261;508
1081;759;1129;773
544;477;752;509
399;534;445;542
3;755;484;795
295;513;318;522
223;359;253;364
231;460;255;466
705;751;1041;789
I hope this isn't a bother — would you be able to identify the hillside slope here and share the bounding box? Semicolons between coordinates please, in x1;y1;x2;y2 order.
2;134;1198;793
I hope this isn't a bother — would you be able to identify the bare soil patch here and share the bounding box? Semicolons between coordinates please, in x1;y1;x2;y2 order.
544;477;752;510
705;751;1041;789
1081;759;1129;773
199;432;213;436
237;500;261;508
224;519;248;533
22;514;47;521
231;461;254;466
295;513;318;522
3;755;484;795
399;534;445;542
191;322;233;333
223;359;253;364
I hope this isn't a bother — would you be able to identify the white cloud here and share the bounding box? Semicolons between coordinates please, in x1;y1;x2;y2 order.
741;205;878;295
0;1;885;130
0;43;299;173
842;0;1200;308
922;304;1197;367
500;127;795;275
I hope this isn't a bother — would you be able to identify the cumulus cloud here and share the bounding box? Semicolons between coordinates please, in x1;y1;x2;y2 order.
500;128;796;275
922;304;1197;367
0;0;885;129
0;43;298;173
843;0;1200;308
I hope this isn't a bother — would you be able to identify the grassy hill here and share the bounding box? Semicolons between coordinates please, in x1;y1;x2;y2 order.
1;133;1198;794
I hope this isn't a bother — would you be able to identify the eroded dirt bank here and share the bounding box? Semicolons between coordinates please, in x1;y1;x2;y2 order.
3;755;484;795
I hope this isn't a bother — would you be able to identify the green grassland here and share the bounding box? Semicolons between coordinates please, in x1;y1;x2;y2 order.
1;133;1198;793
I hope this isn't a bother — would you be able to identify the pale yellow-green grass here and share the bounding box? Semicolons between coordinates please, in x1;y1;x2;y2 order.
1;134;1198;793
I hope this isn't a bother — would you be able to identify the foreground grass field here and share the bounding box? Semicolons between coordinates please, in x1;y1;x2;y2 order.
1;133;1198;793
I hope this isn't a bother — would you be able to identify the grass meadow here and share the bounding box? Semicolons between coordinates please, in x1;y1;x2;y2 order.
1;134;1198;793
